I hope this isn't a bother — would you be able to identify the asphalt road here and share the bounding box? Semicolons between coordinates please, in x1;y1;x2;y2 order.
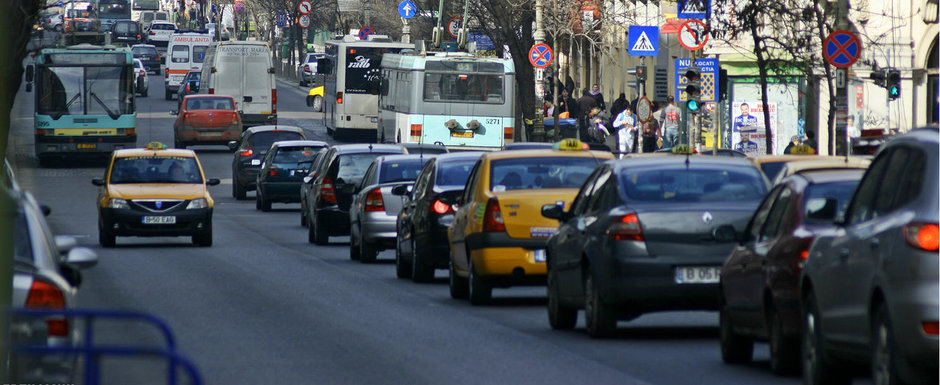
6;59;864;385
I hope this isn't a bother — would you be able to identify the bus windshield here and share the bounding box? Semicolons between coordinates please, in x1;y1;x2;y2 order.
37;65;134;119
424;72;504;103
98;0;130;18
132;0;160;10
345;47;402;95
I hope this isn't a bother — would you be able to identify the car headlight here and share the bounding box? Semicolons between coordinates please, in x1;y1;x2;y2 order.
107;198;129;209
186;198;208;209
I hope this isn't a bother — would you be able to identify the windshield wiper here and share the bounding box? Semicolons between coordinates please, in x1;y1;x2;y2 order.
53;93;83;120
90;92;119;119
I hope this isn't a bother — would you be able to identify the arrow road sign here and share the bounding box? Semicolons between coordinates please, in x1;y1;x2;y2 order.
528;43;553;69
678;0;711;19
678;19;709;51
628;26;659;56
398;0;417;19
298;0;312;14
823;30;861;68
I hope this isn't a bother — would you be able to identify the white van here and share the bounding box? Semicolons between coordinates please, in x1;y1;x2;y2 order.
164;32;212;100
200;41;277;127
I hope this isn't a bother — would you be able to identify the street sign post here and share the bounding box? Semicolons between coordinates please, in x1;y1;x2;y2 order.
528;43;553;69
823;30;861;68
678;20;709;51
627;26;659;56
298;14;310;29
637;97;652;124
398;0;417;19
298;0;312;14
677;0;711;19
233;1;244;12
675;58;719;102
447;17;461;39
358;26;374;40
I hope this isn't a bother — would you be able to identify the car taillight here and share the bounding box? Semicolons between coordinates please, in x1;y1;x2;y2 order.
267;168;278;177
231;111;239;119
136;34;141;39
139;69;145;77
183;112;191;119
209;88;214;94
272;89;277;113
336;92;343;104
364;188;384;212
432;199;454;215
504;127;514;141
320;177;337;204
606;213;643;241
482;197;505;232
26;280;68;337
185;84;190;92
923;322;939;336
410;124;422;142
240;148;253;157
304;64;310;73
904;222;939;251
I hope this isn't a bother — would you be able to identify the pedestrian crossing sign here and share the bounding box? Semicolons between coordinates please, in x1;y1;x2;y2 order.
678;0;710;19
628;26;660;56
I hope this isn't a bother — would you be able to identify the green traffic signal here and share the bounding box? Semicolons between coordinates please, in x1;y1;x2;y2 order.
887;69;901;100
687;99;701;112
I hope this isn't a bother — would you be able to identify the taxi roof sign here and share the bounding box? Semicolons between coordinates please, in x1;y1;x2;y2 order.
670;144;695;154
145;142;167;150
553;139;587;151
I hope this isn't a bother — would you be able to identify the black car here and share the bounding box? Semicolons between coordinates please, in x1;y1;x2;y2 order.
255;140;328;211
176;71;201;110
394;152;481;282
300;148;331;227
228;125;306;200
303;144;406;245
131;44;161;74
541;155;769;337
110;20;142;45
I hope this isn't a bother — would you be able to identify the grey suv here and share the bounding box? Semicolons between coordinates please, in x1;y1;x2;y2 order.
800;126;938;385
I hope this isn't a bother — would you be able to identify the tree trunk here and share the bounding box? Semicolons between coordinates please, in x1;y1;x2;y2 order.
813;0;836;155
749;25;774;154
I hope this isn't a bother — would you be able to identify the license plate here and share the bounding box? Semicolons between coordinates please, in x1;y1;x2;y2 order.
291;169;304;176
451;131;473;138
533;249;546;263
674;266;721;284
142;216;176;224
77;143;96;149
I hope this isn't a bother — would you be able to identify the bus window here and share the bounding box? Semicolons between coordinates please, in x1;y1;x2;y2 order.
423;73;504;103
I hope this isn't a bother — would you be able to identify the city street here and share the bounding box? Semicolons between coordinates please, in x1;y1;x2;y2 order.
7;66;871;385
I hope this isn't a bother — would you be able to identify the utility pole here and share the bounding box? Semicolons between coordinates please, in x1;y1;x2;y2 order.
833;0;850;155
531;0;546;142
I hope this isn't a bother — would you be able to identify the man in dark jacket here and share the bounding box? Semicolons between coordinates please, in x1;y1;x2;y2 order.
610;93;628;120
576;89;598;139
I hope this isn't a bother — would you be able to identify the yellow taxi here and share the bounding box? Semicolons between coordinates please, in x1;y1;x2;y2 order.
447;139;614;304
306;85;324;112
92;142;220;247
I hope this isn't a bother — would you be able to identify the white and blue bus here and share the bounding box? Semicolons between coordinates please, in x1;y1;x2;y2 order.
320;35;413;141
377;51;515;150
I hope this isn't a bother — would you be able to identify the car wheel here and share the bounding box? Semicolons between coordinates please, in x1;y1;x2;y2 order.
584;271;616;338
312;213;329;246
547;269;577;330
164;89;172;100
359;230;377;263
802;292;850;385
448;258;468;299
768;303;800;375
98;223;116;247
720;295;754;364
192;226;212;247
872;303;900;385
411;237;433;283
313;95;323;112
468;257;491;305
349;227;361;260
257;189;271;211
234;181;247;200
395;231;411;279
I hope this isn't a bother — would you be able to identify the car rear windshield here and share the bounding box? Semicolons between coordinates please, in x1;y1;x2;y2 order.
274;146;321;164
114;22;138;33
247;132;304;152
152;23;173;30
803;180;860;225
490;157;599;191
186;97;234;110
110;156;202;184
436;159;475;187
379;158;427;183
336;153;395;185
621;166;767;202
132;46;158;57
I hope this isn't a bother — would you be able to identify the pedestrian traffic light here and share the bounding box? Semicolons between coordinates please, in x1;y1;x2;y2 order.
635;66;647;82
718;68;728;102
887;69;900;100
870;68;887;88
685;65;702;113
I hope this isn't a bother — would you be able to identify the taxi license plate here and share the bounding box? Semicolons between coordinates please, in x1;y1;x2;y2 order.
451;131;473;138
674;266;721;284
77;143;96;149
533;249;546;263
142;216;176;224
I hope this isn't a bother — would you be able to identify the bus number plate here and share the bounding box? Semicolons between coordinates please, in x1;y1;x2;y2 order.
78;143;97;149
451;131;473;138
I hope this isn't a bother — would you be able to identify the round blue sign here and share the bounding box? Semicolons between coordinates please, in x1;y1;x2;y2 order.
823;30;861;69
358;26;375;40
398;0;417;19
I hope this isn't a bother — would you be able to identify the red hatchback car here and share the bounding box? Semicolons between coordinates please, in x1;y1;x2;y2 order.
173;95;242;149
719;168;864;375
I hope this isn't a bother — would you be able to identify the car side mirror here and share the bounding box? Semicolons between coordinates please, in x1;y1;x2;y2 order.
712;224;738;243
39;204;51;217
92;178;105;186
64;246;98;269
541;204;569;221
54;235;77;254
227;141;239;151
206;178;220;186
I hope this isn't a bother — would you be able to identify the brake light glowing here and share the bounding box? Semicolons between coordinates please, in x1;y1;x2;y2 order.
432;199;454;215
268;168;278;177
904;223;939;251
239;148;253;157
482;198;505;232
272;89;277;113
321;177;338;204
336;92;343;104
923;322;939;336
606;213;643;241
364;188;385;212
410;124;422;141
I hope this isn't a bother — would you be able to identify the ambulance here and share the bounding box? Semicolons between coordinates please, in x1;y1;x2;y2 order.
164;32;212;100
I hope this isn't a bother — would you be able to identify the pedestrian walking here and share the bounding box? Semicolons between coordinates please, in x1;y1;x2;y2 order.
589;83;606;111
610;93;628;121
641;118;661;153
613;105;638;157
659;96;681;148
577;89;598;139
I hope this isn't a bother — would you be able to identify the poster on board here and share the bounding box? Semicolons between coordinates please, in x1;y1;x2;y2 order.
731;101;776;156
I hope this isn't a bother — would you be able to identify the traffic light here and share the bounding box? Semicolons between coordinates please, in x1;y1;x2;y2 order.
635;66;647;82
870;68;887;88
887;69;900;100
685;65;702;113
718;68;728;102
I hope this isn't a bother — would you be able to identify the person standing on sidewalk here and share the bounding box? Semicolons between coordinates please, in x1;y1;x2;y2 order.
589;83;606;111
659;95;681;148
613;105;637;157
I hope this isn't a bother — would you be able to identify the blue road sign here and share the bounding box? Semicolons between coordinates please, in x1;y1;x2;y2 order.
276;12;287;27
528;43;553;68
398;0;417;19
675;58;719;102
358;26;375;40
823;30;861;68
468;31;495;50
678;0;711;19
628;26;659;56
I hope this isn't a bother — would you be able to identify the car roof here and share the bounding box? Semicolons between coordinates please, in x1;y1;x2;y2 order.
788;168;866;185
434;151;484;162
374;154;433;163
331;143;405;154
482;148;614;161
271;140;329;148
245;125;305;134
749;154;817;164
502;142;554;150
183;94;234;100
114;147;197;158
780;157;870;175
884;126;939;148
131;44;156;48
613;154;759;170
